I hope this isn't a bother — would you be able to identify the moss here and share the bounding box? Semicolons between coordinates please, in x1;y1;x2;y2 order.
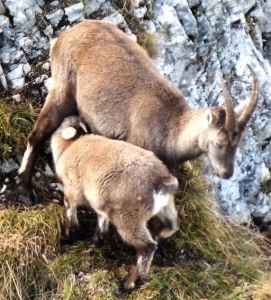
0;101;37;160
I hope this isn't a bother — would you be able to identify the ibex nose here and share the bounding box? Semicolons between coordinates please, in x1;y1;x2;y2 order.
220;169;233;179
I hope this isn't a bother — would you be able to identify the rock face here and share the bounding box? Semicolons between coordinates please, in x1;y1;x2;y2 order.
0;0;270;226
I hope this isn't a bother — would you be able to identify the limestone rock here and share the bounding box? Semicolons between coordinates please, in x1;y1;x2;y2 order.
65;3;84;23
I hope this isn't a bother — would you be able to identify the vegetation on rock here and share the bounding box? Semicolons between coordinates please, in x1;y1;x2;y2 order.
0;101;37;160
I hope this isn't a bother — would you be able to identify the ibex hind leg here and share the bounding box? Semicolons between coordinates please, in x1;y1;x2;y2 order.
92;214;110;245
63;190;81;239
18;88;77;196
115;220;157;290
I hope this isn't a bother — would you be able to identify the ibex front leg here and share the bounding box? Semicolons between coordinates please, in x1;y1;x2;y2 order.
116;220;157;290
19;88;76;193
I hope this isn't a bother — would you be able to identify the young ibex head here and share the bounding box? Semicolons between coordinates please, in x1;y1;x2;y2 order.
199;69;258;179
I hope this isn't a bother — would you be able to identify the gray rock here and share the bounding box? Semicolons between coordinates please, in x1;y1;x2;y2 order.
7;64;25;90
50;1;59;8
187;0;200;8
65;3;84;23
0;15;12;37
133;6;147;19
175;0;198;38
0;63;7;89
18;37;33;54
0;159;19;174
84;0;107;17
0;0;6;15
4;0;43;32
43;24;54;37
46;9;64;27
103;12;133;35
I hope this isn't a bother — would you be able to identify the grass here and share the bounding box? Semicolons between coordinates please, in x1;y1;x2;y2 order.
0;101;37;160
0;204;64;300
0;162;270;299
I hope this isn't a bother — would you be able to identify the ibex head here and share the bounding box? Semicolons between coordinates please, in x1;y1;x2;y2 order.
200;68;258;179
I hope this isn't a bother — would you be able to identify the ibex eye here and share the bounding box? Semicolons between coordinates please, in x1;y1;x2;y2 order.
215;143;223;149
233;131;238;138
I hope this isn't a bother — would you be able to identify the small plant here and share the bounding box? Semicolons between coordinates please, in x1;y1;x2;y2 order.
0;101;37;160
138;32;158;58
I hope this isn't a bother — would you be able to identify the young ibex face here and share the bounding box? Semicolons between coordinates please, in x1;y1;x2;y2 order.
202;70;258;179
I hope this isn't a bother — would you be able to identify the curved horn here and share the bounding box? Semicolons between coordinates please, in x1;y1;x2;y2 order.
238;66;258;129
221;78;235;131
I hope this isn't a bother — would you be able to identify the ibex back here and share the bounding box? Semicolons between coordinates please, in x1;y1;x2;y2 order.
19;20;258;189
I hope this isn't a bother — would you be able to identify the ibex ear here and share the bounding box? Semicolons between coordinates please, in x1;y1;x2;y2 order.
207;108;226;128
61;127;77;140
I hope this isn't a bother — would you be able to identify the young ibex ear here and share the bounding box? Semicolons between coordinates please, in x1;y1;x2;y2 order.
207;108;226;128
61;127;77;140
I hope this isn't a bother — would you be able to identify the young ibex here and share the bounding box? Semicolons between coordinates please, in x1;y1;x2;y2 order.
19;20;258;190
51;116;179;289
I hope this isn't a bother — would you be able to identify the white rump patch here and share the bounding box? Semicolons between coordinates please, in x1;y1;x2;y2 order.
61;127;77;140
152;191;171;216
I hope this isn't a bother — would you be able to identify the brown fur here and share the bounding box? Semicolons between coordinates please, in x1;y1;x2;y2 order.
51;116;179;289
19;20;258;187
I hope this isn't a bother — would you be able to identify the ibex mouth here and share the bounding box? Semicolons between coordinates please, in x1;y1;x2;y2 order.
216;169;233;179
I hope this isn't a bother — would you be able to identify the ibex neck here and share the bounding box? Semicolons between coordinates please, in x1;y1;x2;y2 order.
173;108;209;162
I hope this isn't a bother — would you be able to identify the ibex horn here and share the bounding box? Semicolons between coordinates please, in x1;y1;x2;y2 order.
238;66;258;129
221;76;235;131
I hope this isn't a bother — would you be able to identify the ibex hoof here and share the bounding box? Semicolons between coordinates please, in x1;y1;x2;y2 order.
17;184;39;204
123;279;135;290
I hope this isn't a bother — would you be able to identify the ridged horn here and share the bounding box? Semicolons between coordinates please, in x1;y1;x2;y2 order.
238;66;258;129
221;77;235;131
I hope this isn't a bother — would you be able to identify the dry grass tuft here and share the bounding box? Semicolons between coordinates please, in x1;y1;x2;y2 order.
0;204;64;300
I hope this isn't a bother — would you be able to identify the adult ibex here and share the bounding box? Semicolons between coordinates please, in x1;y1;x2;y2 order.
19;20;258;190
51;116;179;289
